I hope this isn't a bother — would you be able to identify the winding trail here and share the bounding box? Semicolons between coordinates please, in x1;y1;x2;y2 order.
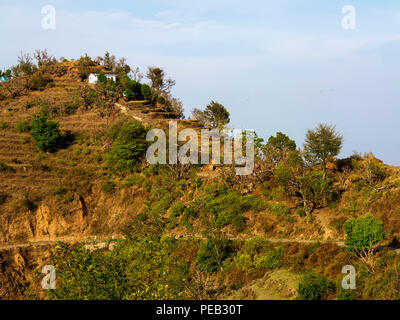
0;236;345;251
3;236;400;254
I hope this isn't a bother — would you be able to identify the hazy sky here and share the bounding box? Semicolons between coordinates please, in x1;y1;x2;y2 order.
1;0;400;164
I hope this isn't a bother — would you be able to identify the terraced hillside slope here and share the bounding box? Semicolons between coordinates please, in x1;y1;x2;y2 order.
1;56;400;300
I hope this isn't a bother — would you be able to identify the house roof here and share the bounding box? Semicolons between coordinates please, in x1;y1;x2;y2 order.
89;73;117;76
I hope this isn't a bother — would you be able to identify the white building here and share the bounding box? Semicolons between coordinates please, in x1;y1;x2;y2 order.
88;73;117;84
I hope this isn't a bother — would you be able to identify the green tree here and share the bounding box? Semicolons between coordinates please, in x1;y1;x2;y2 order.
193;101;230;131
141;84;152;101
197;238;234;273
345;214;384;271
267;132;296;151
304;124;343;179
31;116;62;152
107;121;148;174
16;120;32;133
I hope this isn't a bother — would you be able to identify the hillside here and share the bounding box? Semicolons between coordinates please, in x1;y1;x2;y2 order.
1;56;400;300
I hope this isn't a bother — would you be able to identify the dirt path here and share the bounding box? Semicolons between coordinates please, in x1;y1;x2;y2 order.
0;236;120;251
0;236;345;251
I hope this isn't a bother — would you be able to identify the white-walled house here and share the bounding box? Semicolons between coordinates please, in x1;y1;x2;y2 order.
88;73;117;84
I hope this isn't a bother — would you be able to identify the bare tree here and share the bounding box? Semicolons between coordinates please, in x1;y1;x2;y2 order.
146;66;176;93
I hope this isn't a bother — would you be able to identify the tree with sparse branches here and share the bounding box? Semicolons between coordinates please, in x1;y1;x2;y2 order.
146;67;175;93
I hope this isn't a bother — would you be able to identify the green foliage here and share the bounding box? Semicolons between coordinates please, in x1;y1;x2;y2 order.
297;272;335;300
267;202;290;217
107;121;148;174
31;116;63;152
194;101;230;130
304;123;343;166
121;76;142;100
157;95;166;105
345;214;384;253
198;238;234;273
337;288;356;300
141;84;152;100
48;221;189;300
267;132;296;151
0;122;9;129
170;202;186;217
223;238;284;274
16;120;32;133
192;185;265;231
97;72;107;84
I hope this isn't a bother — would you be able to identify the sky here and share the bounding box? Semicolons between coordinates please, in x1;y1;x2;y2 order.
1;0;400;164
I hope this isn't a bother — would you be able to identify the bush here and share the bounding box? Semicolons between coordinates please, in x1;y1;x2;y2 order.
192;186;265;231
0;122;9;129
107;121;148;174
337;288;356;300
170;202;186;217
28;71;53;90
0;162;15;173
31;116;62;152
141;84;152;100
16;120;32;133
198;238;234;273
157;96;166;105
345;214;384;254
297;272;335;300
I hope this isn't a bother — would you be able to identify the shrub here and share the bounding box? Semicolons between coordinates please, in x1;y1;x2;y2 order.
16;120;32;133
255;247;284;270
345;215;384;262
197;238;234;273
297;272;335;300
107;121;148;174
141;84;152;100
170;202;186;217
193;186;265;231
267;202;290;217
157;96;166;105
0;162;15;173
337;288;356;300
31;116;62;152
0;122;9;129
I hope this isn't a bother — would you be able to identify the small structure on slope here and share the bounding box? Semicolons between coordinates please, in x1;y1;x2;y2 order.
88;73;117;84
